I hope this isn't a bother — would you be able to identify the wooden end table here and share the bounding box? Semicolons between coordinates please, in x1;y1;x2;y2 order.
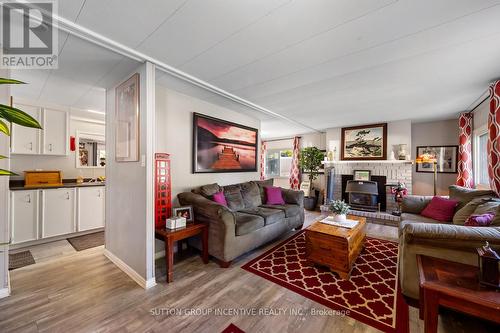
417;255;500;333
155;222;209;283
305;215;366;279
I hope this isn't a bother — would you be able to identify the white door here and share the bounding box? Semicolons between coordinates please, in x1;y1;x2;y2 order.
78;187;105;231
42;188;76;238
42;108;68;155
11;104;41;155
10;190;39;244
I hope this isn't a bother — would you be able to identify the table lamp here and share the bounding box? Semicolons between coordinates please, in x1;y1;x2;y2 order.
415;151;438;196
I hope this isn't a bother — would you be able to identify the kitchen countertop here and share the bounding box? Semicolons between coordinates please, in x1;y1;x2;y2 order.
10;180;105;191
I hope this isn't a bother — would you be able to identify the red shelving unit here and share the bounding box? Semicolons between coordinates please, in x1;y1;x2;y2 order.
154;153;172;229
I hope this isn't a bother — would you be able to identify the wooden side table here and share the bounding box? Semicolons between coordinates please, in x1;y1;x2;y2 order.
416;255;500;333
155;222;209;283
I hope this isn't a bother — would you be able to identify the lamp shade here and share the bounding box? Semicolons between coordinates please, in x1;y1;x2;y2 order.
415;152;437;164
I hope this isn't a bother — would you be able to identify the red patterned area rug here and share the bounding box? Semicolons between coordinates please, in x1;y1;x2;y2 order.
241;231;408;333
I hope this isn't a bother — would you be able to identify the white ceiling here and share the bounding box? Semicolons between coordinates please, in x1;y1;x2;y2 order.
12;0;500;138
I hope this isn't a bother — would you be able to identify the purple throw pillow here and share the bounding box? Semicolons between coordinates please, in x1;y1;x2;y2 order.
265;186;285;205
421;196;459;222
465;213;495;226
212;191;227;206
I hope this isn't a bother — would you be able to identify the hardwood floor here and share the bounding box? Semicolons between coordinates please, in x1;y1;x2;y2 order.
0;211;497;333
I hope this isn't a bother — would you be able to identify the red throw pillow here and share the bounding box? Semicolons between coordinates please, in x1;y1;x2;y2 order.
464;213;495;226
265;186;285;205
421;196;459;222
212;191;227;206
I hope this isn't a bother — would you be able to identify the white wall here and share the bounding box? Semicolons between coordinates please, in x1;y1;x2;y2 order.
10;116;105;179
412;119;459;195
0;69;10;298
155;85;261;202
325;120;412;161
105;62;155;287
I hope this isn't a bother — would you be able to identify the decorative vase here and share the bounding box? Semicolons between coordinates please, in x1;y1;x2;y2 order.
333;213;347;222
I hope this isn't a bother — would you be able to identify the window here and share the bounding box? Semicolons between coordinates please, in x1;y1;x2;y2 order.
266;149;293;178
474;128;489;188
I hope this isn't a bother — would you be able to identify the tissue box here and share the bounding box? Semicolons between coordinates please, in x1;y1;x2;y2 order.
165;217;186;229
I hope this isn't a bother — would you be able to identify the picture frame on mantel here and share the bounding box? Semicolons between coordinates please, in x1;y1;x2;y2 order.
341;123;387;160
115;73;140;162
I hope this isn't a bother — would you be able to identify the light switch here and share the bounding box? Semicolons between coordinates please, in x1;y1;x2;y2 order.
141;154;146;167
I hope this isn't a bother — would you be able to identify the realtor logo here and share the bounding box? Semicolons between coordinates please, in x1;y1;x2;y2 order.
1;0;58;69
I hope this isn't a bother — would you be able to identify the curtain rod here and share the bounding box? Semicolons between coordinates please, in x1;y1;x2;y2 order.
264;136;302;143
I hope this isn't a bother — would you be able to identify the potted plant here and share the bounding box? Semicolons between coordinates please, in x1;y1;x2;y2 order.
299;146;324;210
329;200;350;222
0;78;42;175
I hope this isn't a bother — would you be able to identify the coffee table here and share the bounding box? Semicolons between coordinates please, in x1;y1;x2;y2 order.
305;215;366;279
417;255;500;333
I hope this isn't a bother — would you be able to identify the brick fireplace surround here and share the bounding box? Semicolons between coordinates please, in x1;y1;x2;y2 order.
322;160;413;222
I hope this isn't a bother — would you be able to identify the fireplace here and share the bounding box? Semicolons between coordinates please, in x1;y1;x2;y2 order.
346;180;379;212
341;175;387;211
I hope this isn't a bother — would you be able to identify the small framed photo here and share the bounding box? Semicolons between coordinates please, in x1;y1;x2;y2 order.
172;206;194;222
353;170;371;181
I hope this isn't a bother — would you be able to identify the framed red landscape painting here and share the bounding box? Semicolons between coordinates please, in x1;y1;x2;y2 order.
193;113;258;173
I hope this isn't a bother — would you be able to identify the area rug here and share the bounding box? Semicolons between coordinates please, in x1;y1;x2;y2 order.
241;231;408;333
68;231;104;251
9;250;35;270
221;323;245;333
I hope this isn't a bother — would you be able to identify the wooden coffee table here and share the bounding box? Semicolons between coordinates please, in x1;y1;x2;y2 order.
155;221;209;283
417;255;500;333
305;215;366;279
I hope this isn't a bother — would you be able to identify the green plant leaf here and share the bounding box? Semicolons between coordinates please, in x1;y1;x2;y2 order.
0;104;42;129
0;78;25;85
0;155;7;159
0;119;10;136
0;169;17;176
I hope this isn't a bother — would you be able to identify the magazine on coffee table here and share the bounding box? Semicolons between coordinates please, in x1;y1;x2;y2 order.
320;216;359;229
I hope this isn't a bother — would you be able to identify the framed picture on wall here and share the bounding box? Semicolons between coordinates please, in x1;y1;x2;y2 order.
416;145;458;173
115;73;140;162
341;123;387;160
192;113;258;173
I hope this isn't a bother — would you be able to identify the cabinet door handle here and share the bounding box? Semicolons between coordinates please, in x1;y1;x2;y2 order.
66;192;70;200
48;143;53;151
97;190;101;197
26;194;31;203
29;142;33;150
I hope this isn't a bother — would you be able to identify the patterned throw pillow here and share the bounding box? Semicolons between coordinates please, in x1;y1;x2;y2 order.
453;197;491;225
464;214;495;226
473;199;500;226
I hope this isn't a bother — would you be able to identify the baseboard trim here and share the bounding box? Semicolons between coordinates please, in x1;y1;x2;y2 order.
0;287;10;299
104;249;156;290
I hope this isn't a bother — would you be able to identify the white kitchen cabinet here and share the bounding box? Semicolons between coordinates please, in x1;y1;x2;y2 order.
42;108;68;156
10;104;41;155
78;187;105;231
10;190;39;244
41;188;76;238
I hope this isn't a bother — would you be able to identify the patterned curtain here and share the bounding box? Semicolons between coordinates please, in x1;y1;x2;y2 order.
488;80;500;195
456;112;474;188
289;137;301;190
260;140;267;180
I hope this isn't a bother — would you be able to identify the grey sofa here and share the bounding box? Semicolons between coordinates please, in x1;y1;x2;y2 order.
178;179;304;267
398;186;500;302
